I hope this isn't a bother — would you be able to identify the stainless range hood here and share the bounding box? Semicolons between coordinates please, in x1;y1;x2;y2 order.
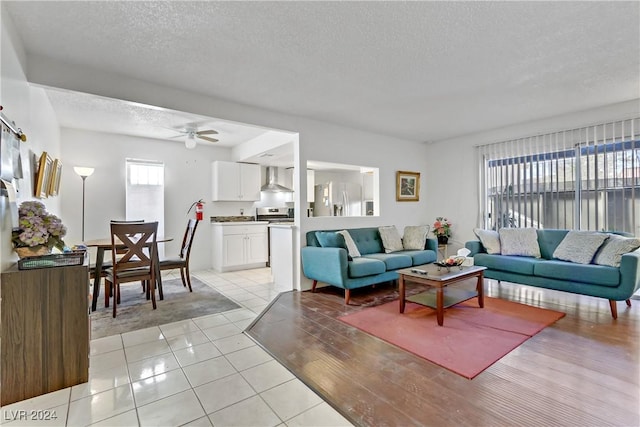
261;166;293;192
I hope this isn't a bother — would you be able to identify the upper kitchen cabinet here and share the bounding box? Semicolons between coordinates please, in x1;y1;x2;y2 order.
212;161;261;201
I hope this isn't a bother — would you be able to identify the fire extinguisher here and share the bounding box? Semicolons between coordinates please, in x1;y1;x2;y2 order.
188;199;204;221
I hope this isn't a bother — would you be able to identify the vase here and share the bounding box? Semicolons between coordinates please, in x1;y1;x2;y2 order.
437;236;449;245
14;245;51;259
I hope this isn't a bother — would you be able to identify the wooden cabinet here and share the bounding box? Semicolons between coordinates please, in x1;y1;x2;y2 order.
212;223;268;272
212;161;261;201
1;264;90;406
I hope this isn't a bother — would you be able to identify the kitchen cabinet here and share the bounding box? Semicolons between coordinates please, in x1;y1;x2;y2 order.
212;222;268;272
212;161;261;201
1;263;90;406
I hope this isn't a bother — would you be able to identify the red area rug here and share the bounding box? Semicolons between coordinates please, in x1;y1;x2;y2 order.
338;297;565;379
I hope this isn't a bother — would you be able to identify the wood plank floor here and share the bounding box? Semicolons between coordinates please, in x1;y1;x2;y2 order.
245;279;640;426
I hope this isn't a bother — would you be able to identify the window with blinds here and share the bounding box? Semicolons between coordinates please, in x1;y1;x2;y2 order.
477;118;639;235
125;159;165;256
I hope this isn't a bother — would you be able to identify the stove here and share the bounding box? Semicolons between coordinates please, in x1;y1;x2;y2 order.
256;207;294;223
256;207;294;267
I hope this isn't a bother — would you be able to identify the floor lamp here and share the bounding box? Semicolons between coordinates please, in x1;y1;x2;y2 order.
73;166;94;242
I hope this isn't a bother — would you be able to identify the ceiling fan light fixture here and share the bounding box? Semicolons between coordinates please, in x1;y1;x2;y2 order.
185;132;197;149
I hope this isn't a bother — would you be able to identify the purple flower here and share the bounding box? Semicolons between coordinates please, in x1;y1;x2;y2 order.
12;201;67;250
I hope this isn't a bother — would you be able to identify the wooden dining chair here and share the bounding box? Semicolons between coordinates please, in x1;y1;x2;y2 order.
90;219;146;280
104;221;158;318
158;219;200;292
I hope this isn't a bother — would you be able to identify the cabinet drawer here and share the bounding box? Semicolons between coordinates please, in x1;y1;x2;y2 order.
221;224;267;236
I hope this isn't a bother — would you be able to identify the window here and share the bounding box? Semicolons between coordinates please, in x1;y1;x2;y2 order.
125;159;165;255
478;118;639;235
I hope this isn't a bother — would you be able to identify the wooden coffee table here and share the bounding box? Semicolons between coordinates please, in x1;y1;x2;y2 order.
398;264;487;326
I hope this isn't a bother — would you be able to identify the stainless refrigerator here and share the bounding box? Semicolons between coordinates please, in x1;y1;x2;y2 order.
314;182;362;216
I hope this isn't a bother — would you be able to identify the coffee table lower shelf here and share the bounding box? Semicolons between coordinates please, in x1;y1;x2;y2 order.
406;288;479;310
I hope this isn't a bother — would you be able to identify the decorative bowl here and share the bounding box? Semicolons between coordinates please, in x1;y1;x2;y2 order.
434;257;465;271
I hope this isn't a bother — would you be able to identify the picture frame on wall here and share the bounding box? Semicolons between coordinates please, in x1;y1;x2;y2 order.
396;170;420;202
48;159;62;196
34;152;52;198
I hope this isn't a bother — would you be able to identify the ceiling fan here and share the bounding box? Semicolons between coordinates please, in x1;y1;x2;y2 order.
170;126;219;149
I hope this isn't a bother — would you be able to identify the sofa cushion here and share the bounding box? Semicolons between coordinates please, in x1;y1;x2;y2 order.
348;257;386;278
402;225;430;250
534;260;620;287
535;229;569;260
347;228;385;255
337;230;361;258
553;231;609;264
315;231;346;249
474;253;544;275
379;226;404;253
362;253;413;270
499;228;541;258
399;249;437;266
593;234;640;267
473;228;501;254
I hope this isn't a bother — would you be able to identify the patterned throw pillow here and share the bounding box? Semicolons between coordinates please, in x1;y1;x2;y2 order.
552;231;609;264
402;225;430;250
336;230;361;258
593;234;640;267
378;226;404;253
499;228;541;258
473;228;501;254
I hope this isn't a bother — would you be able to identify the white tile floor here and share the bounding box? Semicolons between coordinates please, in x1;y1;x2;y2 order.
0;268;352;427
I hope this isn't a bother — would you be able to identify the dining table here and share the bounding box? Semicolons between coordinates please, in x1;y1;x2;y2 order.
85;236;173;312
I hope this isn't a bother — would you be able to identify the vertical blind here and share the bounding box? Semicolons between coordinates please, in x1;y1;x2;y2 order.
477;118;640;235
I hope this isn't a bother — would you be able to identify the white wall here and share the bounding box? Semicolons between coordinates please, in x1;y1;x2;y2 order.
1;9;62;271
423;99;640;256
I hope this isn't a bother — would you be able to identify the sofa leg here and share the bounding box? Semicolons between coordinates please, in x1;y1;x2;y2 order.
312;280;317;293
626;299;632;307
345;289;351;305
609;300;618;319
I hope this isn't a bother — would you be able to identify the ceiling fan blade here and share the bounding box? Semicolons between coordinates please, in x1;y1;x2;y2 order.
197;129;218;136
198;135;219;143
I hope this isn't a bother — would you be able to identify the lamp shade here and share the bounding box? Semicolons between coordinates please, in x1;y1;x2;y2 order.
185;133;197;149
73;166;95;178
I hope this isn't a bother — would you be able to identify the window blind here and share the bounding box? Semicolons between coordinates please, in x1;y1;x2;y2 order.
477;118;640;235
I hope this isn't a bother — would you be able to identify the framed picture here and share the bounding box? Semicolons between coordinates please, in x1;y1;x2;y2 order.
396;170;420;202
34;152;53;198
48;159;62;196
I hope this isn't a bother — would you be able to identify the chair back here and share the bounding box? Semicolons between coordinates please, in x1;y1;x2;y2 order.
179;219;200;260
110;221;158;274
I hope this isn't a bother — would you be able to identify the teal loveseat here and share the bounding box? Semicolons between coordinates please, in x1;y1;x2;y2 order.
465;229;640;318
301;227;438;304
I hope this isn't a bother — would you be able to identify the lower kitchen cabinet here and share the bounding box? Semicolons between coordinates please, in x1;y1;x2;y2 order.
1;263;90;406
212;223;268;272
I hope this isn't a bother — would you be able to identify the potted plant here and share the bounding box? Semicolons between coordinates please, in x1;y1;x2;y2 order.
12;201;67;258
432;217;452;244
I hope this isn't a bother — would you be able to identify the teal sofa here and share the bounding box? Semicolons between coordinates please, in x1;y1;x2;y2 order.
465;229;640;318
301;227;438;304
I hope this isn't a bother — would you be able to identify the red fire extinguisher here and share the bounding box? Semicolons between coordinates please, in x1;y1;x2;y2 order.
188;199;204;221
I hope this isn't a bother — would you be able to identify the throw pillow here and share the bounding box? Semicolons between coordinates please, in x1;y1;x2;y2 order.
336;230;361;258
315;231;345;249
499;228;541;258
473;228;501;254
593;234;640;267
553;231;609;264
402;225;430;250
378;226;404;253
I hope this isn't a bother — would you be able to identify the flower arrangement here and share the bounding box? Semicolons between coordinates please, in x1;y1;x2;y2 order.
11;201;67;252
432;217;452;237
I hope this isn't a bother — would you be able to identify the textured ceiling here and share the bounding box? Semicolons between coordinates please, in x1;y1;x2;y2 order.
4;1;640;144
